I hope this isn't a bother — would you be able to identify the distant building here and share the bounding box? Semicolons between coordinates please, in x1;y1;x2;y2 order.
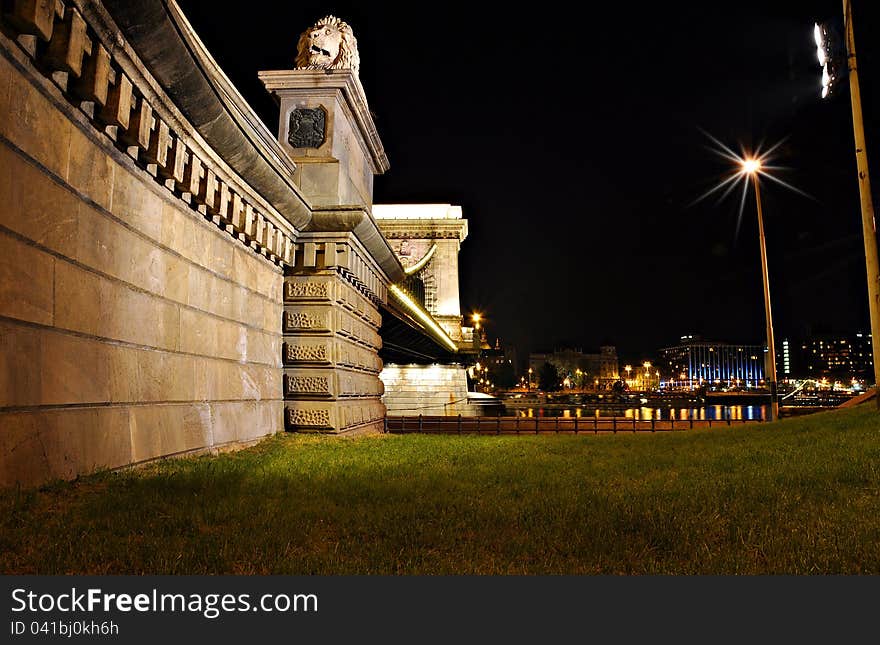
528;346;618;387
779;339;793;378
657;335;765;389
482;338;509;369
797;333;874;380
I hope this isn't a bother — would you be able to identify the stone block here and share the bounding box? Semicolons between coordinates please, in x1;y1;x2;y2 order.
263;301;282;334
209;401;257;445
185;264;210;312
0;232;54;325
0;143;79;258
110;164;161;240
211;232;233;279
283;339;332;366
246;328;279;366
283;305;332;334
255;262;282;301
141;351;194;402
129;403;212;464
67;125;114;211
75;203;128;284
231;245;258;294
164;254;189;304
127;237;167;295
24;407;133;484
208;275;235;322
0;412;51;487
254;400;283;440
179;307;218;357
107;343;137;403
217;318;247;362
39;331;111;405
240;290;261;329
228;285;248;327
4;65;71;179
54;259;102;336
285;401;334;432
192;356;212;401
160;200;211;270
0;55;13;133
294;160;339;207
0;320;42;408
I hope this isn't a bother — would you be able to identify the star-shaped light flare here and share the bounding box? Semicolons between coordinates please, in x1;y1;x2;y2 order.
692;129;812;240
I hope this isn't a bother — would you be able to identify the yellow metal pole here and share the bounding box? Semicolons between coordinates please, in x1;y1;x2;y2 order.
843;0;880;407
753;174;778;422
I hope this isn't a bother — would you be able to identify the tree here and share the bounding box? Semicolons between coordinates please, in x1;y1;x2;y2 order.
538;362;561;392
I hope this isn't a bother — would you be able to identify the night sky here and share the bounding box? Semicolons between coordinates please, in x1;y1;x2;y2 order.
177;0;879;366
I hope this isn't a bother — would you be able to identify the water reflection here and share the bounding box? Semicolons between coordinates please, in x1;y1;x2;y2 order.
510;404;766;421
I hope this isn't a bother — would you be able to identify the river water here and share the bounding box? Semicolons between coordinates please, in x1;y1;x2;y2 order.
503;404;768;421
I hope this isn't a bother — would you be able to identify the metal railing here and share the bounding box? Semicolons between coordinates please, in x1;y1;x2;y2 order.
384;412;763;434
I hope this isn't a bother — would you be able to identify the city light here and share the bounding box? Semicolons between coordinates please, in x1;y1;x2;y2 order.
813;21;840;99
741;158;760;175
814;22;827;66
693;131;810;243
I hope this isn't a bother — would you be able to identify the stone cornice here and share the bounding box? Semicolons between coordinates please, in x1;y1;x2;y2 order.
375;218;469;242
308;206;404;284
97;0;313;231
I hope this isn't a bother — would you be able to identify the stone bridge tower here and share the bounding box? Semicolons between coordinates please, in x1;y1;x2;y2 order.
372;204;469;347
372;205;474;415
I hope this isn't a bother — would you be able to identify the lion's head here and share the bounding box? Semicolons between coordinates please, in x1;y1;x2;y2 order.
295;16;360;75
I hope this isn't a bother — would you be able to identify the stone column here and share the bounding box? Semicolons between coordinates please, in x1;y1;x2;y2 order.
258;69;389;209
283;227;392;434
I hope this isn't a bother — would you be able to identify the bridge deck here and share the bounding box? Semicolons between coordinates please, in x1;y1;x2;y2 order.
385;415;764;434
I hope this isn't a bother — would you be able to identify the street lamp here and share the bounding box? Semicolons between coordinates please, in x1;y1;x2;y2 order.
741;157;779;422
528;367;533;392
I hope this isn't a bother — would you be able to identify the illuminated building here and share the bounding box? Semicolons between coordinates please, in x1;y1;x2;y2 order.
658;335;765;389
798;333;874;380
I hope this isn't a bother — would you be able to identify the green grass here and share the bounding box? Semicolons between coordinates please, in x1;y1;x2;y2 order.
2;405;880;574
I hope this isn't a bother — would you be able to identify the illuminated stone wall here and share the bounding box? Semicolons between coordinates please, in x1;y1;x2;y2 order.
379;364;473;416
0;2;292;486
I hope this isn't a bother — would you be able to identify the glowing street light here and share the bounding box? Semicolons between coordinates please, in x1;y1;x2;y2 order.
741;158;760;174
814;22;839;99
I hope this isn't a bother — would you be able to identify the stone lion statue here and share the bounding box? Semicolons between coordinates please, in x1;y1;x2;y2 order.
295;16;360;75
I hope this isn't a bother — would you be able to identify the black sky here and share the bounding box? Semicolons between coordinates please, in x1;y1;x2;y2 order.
177;0;880;365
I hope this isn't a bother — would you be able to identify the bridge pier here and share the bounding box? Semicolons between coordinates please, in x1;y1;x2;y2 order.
261;67;403;435
283;229;390;434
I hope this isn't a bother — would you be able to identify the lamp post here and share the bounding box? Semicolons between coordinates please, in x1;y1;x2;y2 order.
815;4;880;408
842;1;880;407
743;158;779;422
527;367;533;392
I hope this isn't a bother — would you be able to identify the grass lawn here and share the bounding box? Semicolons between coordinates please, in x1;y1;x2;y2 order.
2;405;880;574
